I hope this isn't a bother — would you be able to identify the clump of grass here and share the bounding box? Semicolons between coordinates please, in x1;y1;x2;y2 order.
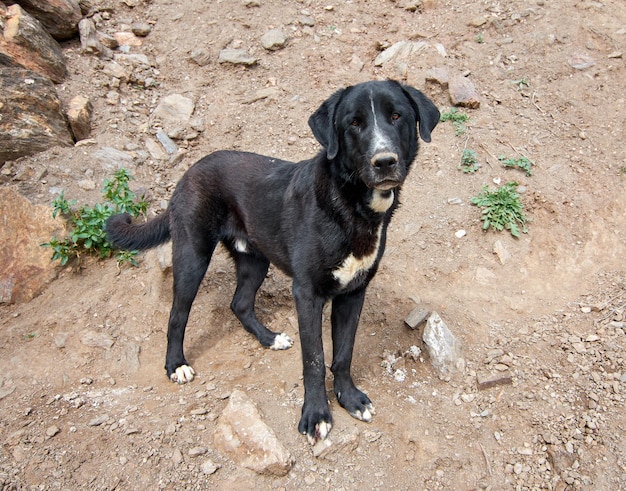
459;149;480;173
499;155;534;176
42;169;148;267
470;182;528;237
440;108;469;136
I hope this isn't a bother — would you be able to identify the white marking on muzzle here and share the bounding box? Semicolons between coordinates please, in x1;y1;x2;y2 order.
370;95;392;154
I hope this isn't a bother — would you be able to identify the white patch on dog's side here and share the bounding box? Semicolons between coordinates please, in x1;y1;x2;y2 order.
332;225;383;287
271;333;294;350
369;189;394;213
234;239;248;253
170;365;195;384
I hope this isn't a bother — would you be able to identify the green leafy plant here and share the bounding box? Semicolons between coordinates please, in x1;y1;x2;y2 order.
440;108;469;136
459;149;480;173
43;169;148;267
499;155;534;176
512;78;530;90
471;181;528;237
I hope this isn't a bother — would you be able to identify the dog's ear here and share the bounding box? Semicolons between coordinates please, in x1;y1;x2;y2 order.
308;88;345;160
401;85;440;143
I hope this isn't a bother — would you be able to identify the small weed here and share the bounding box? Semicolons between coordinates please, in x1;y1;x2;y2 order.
471;181;528;237
512;78;530;90
499;155;534;176
459;149;480;173
475;32;484;43
23;332;36;340
42;169;148;267
440;108;469;136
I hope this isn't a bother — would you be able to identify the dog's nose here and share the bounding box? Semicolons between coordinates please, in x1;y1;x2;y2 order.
371;152;398;171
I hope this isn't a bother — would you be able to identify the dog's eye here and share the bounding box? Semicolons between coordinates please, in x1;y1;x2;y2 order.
350;119;360;127
391;113;401;122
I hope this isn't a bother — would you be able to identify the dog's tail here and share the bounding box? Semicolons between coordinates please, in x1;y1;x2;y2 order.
106;210;171;251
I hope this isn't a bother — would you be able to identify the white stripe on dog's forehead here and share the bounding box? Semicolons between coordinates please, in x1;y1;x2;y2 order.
369;94;391;153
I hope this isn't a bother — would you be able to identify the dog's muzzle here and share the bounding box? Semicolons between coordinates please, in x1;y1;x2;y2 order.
369;152;403;190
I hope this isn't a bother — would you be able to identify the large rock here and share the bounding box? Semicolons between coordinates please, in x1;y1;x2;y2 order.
0;187;65;304
8;0;81;40
213;390;294;476
0;3;67;82
0;66;73;163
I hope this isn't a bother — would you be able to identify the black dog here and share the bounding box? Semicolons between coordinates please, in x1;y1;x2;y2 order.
106;80;439;444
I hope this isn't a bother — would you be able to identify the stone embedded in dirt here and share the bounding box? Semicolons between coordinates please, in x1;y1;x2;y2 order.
151;94;195;132
568;53;596;70
189;47;211;66
213;389;294;476
113;32;142;47
404;306;430;329
422;311;462;379
218;48;258;66
312;426;360;461
88;414;110;427
374;40;429;67
80;330;115;350
156;130;178;155
476;371;513;390
102;60;130;81
66;95;93;142
201;459;221;475
78;18;113;59
188;446;208;457
493;240;511;265
121;342;141;372
425;66;450;88
45;425;60;437
93;147;135;173
0;187;65;304
449;75;480;108
261;28;288;51
171;448;183;465
131;22;152;37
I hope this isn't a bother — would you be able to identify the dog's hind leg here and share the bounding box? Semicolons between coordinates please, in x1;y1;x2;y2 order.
165;240;213;384
230;252;293;350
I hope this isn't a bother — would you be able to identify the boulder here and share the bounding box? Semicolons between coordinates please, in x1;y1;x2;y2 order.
8;0;81;40
213;390;294;476
0;3;67;82
0;187;65;304
0;66;73;163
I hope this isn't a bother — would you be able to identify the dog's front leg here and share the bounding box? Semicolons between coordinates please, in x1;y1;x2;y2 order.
293;281;331;445
331;289;375;422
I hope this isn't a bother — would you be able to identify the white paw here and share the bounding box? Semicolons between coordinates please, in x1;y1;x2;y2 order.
270;333;293;350
170;365;195;384
350;403;376;422
306;420;332;445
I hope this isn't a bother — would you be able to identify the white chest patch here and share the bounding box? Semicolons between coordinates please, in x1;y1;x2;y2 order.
332;225;383;288
369;189;394;213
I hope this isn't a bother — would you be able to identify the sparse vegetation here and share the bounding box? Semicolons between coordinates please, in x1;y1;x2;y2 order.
471;181;528;237
499;155;534;176
459;149;480;173
440;108;469;136
42;169;148;267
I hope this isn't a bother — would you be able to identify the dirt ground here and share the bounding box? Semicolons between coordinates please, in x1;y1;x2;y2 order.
1;0;626;489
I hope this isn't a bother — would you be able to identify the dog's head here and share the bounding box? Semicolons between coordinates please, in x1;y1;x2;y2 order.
309;80;439;190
